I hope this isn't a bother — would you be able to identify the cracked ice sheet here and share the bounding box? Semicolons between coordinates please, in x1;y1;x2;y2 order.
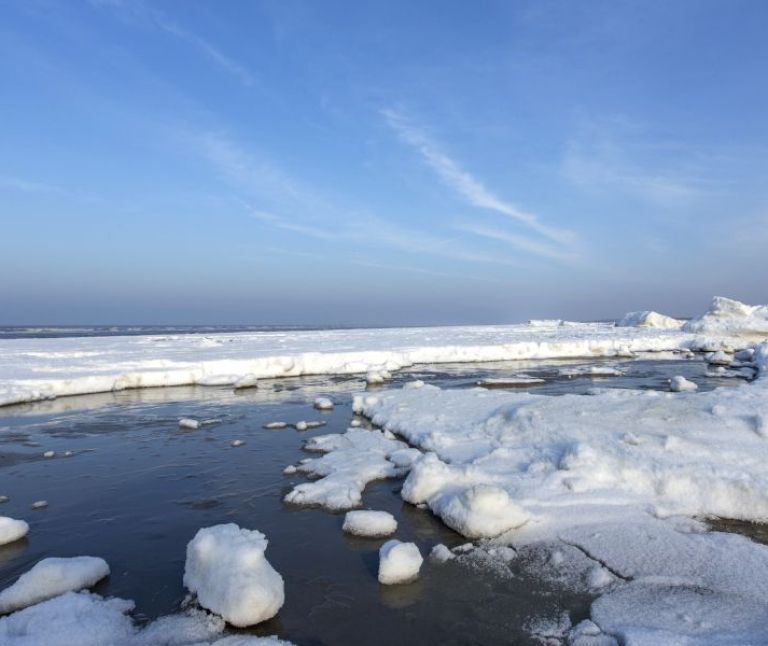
354;345;768;642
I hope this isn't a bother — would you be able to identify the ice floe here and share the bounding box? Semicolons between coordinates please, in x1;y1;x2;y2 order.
669;375;698;392
0;556;109;614
178;418;200;430
342;510;398;537
313;396;334;410
184;524;284;627
378;540;423;584
284;428;409;509
0;517;29;546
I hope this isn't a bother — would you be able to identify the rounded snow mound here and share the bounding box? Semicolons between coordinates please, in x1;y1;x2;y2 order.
342;510;397;537
617;311;683;330
378;540;423;584
0;556;110;614
683;296;768;337
438;485;530;539
0;517;29;546
184;524;284;628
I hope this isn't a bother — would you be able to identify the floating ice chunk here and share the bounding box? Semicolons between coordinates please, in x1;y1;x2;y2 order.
231;440;245;448
313;397;334;411
0;517;29;546
294;421;308;431
558;365;625;378
342;510;397;537
64;451;73;457
233;375;259;389
263;422;288;430
669;376;698;392
429;544;455;563
617;311;683;329
0;556;110;614
282;465;297;475
349;419;362;427
378;540;423;584
403;380;425;390
184;524;284;627
366;370;391;385
0;496;8;504
304;421;326;429
31;501;47;510
705;350;732;365
42;451;55;458
179;418;200;430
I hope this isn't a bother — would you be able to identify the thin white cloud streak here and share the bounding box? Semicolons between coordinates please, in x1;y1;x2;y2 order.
90;0;257;87
0;175;62;194
381;108;578;248
560;120;722;207
456;222;579;263
562;145;709;206
193;130;525;268
241;202;522;268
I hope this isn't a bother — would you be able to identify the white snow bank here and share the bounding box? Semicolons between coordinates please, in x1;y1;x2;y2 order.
284;428;409;510
352;342;768;641
0;517;29;546
184;524;284;627
0;318;720;407
669;375;698;392
342;510;397;537
0;556;109;614
684;296;768;337
378;540;423;584
0;590;292;646
618;311;683;329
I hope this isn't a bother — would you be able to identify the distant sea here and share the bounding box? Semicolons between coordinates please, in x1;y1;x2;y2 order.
0;324;342;340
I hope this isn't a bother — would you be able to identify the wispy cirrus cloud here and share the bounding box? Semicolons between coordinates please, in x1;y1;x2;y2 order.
197;131;524;268
561;119;721;207
381;107;578;251
0;175;63;194
90;0;257;87
456;222;580;263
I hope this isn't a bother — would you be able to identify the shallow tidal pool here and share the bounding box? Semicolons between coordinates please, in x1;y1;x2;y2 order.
0;356;751;644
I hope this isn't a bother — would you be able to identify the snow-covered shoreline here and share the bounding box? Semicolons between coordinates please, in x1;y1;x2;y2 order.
0;320;747;409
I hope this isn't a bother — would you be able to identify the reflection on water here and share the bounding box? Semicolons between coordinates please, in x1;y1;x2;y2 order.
0;357;755;644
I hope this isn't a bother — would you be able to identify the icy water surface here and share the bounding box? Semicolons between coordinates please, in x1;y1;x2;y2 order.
0;356;751;644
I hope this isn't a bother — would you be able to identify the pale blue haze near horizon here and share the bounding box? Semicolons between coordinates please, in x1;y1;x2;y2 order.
1;0;767;325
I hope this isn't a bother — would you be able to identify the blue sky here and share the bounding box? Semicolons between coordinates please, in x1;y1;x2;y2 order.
1;0;767;325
